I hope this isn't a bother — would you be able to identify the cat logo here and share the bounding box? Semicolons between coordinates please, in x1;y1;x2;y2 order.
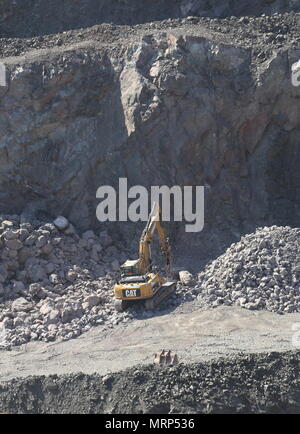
125;289;137;297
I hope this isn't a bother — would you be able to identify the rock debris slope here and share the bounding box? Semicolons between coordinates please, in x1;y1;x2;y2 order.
1;0;300;37
0;351;299;414
0;215;125;346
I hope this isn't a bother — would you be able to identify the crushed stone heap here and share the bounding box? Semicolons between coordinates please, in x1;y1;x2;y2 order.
197;226;300;314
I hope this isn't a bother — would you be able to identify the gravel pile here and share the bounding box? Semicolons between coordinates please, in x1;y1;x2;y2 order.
197;226;300;314
0;351;299;414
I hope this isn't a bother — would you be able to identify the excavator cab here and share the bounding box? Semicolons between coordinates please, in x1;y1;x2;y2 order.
120;259;141;277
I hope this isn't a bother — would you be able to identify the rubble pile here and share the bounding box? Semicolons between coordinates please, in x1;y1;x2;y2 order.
0;215;134;346
197;226;300;314
1;12;299;60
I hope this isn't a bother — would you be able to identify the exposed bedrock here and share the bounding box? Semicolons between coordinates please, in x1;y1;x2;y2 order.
0;32;300;261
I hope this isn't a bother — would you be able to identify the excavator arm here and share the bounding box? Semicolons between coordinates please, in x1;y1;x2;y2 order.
138;203;171;276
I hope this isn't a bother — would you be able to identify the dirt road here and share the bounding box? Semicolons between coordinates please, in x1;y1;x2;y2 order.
1;303;299;382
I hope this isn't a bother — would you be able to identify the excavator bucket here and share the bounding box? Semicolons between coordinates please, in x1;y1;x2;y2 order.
154;349;178;365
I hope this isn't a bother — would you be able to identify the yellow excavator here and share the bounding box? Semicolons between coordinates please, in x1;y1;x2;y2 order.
114;202;176;311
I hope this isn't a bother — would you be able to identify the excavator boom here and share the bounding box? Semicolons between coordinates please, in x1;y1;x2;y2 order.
138;203;171;276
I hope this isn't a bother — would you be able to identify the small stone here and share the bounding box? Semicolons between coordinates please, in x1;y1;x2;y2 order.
36;235;47;248
48;324;58;333
49;274;60;284
12;297;33;312
53;216;69;230
3;230;19;240
179;270;194;286
5;239;22;250
82;295;101;309
24;234;37;246
52;238;62;248
13;281;25;293
99;231;113;247
66;270;77;282
2;220;14;229
64;224;76;235
82;230;96;240
41;243;53;255
46;309;60;325
45;263;56;274
61;307;75;323
29;283;43;296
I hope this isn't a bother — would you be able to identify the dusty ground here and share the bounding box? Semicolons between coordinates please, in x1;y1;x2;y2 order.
0;303;299;382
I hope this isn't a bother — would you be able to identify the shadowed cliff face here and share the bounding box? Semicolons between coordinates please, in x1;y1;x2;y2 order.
0;25;299;263
0;0;300;38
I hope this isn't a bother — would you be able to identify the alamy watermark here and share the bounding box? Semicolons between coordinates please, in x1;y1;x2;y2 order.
0;63;7;87
0;323;6;347
96;178;204;233
292;322;300;348
292;59;300;87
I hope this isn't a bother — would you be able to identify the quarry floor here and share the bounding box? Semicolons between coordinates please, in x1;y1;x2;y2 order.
1;302;299;382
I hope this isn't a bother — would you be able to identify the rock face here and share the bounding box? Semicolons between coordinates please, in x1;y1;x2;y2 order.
0;12;299;263
0;0;299;37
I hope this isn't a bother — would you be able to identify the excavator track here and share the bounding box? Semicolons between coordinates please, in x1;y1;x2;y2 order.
115;281;176;312
114;299;131;312
144;281;176;311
